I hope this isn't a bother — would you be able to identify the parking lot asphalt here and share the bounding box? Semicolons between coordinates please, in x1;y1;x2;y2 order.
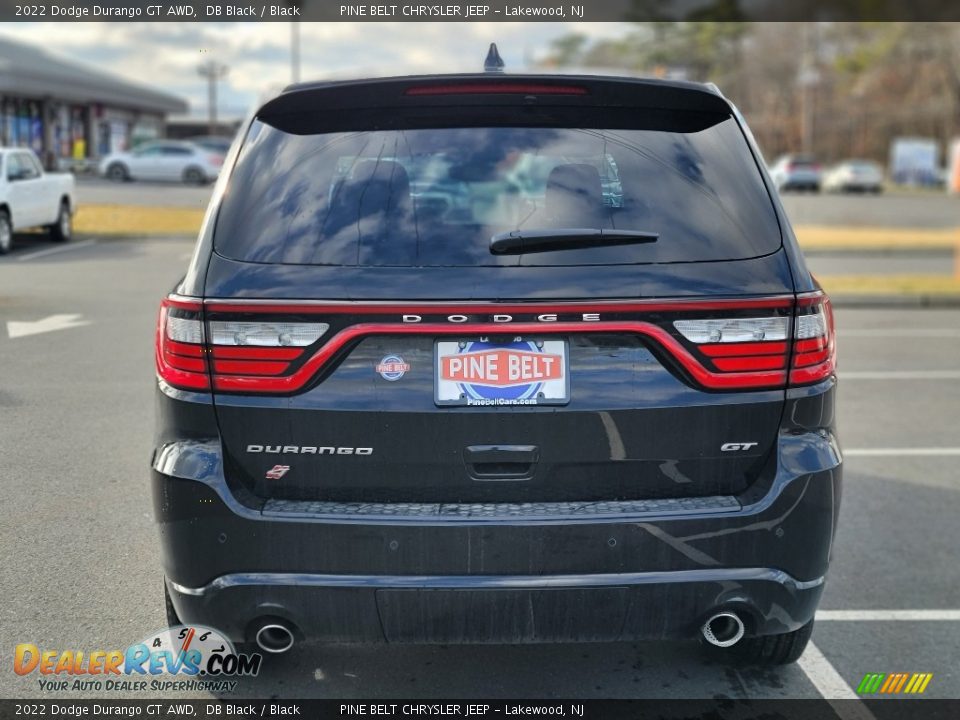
75;176;214;209
1;235;959;703
72;175;959;227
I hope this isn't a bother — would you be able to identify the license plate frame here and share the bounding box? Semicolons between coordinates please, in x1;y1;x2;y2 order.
434;337;570;407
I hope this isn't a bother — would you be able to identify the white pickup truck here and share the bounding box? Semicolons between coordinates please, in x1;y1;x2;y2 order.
0;147;75;254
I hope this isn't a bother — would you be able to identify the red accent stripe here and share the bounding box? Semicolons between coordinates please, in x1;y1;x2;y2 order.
203;297;794;315
712;355;786;372
789;351;836;384
212;346;303;360
405;83;588;96
166;340;205;357
793;348;830;368
699;341;787;357
163;297;203;311
794;337;827;353
164;352;207;373
212;322;787;393
156;341;209;390
213;360;291;376
797;290;828;307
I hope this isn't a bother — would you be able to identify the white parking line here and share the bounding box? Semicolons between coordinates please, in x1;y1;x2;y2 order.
818;609;960;621
16;239;97;261
841;370;960;380
844;447;960;457
798;641;862;700
798;609;960;705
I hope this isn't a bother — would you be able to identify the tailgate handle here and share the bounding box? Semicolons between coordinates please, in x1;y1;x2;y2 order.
464;445;539;480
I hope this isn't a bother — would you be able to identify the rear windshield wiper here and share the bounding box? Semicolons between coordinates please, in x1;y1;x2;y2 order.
490;228;659;255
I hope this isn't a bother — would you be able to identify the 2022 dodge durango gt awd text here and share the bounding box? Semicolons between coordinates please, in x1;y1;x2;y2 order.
152;69;841;665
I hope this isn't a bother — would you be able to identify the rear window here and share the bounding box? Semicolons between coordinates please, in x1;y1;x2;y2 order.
214;118;781;266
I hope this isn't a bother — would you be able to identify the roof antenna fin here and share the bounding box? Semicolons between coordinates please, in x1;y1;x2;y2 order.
484;43;505;73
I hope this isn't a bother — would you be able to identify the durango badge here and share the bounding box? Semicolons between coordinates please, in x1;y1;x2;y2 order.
376;354;410;381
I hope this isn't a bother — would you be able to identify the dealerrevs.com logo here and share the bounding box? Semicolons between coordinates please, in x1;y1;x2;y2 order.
14;626;261;693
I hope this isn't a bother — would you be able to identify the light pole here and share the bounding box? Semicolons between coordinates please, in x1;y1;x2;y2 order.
197;60;229;136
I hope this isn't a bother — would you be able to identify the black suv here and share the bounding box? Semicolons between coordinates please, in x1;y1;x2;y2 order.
153;66;840;665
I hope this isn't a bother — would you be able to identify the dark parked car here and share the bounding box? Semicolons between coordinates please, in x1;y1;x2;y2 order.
154;65;840;665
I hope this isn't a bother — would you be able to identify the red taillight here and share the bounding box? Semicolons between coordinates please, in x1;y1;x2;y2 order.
673;316;791;387
789;293;836;385
206;318;327;390
156;298;209;390
157;297;331;392
405;83;588;96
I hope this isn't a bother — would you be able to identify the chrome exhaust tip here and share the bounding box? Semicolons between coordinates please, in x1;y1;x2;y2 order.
254;622;295;654
701;611;745;648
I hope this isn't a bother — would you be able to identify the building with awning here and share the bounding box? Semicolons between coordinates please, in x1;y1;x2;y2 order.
0;36;188;169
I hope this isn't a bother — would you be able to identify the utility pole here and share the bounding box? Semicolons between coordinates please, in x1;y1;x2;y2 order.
289;1;303;84
797;22;821;156
291;22;301;83
197;60;229;136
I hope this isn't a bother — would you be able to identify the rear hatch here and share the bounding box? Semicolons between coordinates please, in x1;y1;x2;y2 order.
187;75;801;505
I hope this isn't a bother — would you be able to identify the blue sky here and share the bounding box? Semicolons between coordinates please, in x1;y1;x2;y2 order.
0;22;628;118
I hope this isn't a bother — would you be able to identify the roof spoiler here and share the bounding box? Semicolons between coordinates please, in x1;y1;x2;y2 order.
258;74;733;128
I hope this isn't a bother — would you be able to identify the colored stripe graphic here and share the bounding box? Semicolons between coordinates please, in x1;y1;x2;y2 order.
857;672;932;694
857;673;884;693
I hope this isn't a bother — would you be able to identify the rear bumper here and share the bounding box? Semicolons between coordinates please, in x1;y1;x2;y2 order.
166;568;824;644
153;382;841;644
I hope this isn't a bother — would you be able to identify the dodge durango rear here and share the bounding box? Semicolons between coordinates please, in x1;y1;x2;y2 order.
153;56;841;665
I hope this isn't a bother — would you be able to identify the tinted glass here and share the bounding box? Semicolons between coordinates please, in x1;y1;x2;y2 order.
215;119;781;266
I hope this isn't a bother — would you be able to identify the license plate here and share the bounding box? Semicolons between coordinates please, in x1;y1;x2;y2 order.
435;338;570;407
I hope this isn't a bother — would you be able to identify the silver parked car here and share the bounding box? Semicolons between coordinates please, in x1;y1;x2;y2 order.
768;154;822;193
187;136;234;156
98;141;223;184
822;160;884;193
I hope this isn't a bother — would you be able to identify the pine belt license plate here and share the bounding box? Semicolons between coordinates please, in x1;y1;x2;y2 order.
435;338;570;407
